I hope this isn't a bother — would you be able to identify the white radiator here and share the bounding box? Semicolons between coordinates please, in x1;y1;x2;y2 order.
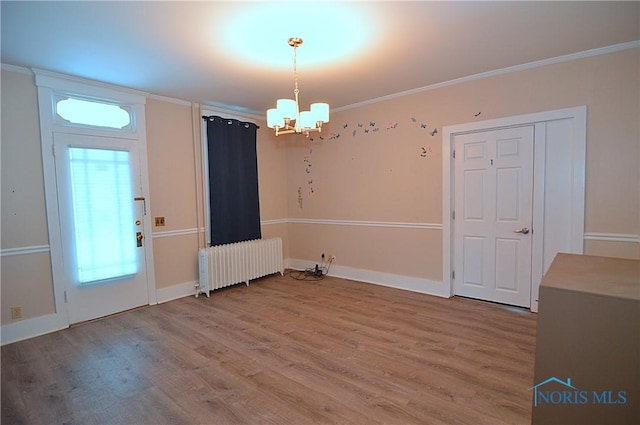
198;237;283;296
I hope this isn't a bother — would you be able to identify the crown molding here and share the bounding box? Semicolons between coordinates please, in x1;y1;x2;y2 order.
1;63;32;75
201;104;264;122
146;93;193;107
5;40;638;118
334;40;640;112
31;67;149;101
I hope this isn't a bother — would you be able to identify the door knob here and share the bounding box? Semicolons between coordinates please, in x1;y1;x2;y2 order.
513;227;530;234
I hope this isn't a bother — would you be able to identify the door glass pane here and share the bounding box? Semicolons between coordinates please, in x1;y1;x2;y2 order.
68;147;137;284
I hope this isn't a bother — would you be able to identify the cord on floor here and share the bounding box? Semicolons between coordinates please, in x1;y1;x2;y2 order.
286;257;334;281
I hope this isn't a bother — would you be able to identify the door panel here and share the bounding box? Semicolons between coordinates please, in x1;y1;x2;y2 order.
464;169;486;220
496;167;520;220
454;126;534;307
54;133;149;324
495;238;518;291
463;236;485;286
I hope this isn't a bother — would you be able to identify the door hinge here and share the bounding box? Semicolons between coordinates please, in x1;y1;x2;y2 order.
452;150;456;159
64;290;68;303
452;270;455;279
452;210;455;220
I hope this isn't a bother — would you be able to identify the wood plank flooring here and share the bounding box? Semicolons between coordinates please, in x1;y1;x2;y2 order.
1;273;537;424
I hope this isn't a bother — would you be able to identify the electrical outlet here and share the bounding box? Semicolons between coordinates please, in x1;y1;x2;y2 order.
155;216;165;227
11;306;23;320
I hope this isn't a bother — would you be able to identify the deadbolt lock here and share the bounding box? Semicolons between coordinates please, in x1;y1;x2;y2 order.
136;232;144;247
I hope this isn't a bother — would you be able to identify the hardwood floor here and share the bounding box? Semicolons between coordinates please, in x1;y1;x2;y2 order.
2;273;537;424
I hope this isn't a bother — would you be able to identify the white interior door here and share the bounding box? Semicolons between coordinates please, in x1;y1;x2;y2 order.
454;126;534;307
53;132;149;324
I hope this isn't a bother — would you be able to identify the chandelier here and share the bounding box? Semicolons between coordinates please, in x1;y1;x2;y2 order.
266;37;329;137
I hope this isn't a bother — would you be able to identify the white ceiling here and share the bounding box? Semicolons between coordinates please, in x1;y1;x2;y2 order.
2;1;639;116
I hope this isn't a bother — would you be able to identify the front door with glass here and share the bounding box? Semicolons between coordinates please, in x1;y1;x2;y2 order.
53;133;149;324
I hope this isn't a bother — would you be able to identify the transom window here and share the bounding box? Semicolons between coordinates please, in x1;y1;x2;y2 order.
55;96;132;130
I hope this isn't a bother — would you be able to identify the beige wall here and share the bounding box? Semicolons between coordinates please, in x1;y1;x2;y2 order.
146;99;199;234
1;46;638;326
0;71;48;248
1;70;55;324
257;128;290;258
286;47;639;281
146;99;200;289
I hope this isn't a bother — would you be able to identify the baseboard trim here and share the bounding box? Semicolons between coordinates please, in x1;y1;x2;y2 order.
156;280;198;303
1;312;68;346
1;281;198;345
286;258;448;298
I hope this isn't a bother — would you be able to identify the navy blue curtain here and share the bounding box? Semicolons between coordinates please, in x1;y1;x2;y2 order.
204;116;261;246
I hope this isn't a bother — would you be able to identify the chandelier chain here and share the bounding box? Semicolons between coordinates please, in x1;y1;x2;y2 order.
293;43;299;95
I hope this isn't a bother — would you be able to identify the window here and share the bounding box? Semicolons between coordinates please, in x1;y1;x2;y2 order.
68;147;137;283
56;96;132;130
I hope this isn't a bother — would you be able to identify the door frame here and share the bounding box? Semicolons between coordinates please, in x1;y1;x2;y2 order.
442;106;586;312
35;69;157;328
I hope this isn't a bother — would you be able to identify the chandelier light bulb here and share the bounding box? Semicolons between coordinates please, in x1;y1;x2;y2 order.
311;103;330;123
276;99;297;120
266;108;283;128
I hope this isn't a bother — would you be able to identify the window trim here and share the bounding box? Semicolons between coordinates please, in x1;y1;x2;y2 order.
34;67;146;138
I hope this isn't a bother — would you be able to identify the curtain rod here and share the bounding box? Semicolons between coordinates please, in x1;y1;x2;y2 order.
202;115;260;129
